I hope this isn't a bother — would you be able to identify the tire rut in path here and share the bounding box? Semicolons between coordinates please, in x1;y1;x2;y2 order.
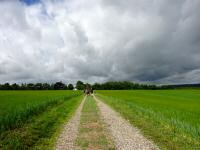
93;95;159;150
56;96;86;150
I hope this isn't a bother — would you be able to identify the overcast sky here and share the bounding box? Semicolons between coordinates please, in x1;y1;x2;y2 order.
0;0;200;84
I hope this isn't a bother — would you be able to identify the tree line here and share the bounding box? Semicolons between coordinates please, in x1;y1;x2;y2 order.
0;82;74;90
78;81;200;90
0;81;199;90
91;81;173;90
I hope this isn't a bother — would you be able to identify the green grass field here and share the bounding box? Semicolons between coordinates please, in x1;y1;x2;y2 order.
1;90;200;149
96;90;200;150
0;90;83;149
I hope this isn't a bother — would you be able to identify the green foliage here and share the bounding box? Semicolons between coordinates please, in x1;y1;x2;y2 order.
68;84;74;90
53;82;66;90
97;90;200;149
1;81;199;90
0;90;82;133
0;82;75;90
0;92;83;149
92;81;200;90
76;81;85;90
92;81;161;90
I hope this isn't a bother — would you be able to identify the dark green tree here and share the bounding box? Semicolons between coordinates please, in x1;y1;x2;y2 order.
11;83;20;90
42;83;51;90
76;81;85;90
27;83;35;90
54;82;65;90
2;83;12;90
68;84;74;90
34;83;43;90
92;83;101;90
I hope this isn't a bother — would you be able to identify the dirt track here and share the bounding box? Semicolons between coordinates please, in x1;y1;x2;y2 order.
56;95;159;150
56;96;86;150
94;95;159;150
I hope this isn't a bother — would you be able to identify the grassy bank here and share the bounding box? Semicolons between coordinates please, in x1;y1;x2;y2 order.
96;90;200;150
0;90;83;149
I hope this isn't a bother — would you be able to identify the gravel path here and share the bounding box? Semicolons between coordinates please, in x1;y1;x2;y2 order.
56;96;86;150
93;95;159;150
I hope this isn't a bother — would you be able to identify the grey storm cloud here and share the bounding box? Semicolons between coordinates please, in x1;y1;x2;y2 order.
0;0;200;84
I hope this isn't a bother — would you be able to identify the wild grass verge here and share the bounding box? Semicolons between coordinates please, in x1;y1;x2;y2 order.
0;95;83;149
0;91;81;133
96;90;200;150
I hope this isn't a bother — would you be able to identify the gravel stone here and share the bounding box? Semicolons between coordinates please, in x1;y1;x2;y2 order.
56;96;86;150
94;95;160;150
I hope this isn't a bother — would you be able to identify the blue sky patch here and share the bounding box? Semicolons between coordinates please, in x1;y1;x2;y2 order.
20;0;41;5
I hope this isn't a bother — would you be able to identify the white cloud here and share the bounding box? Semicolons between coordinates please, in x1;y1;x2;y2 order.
0;0;200;84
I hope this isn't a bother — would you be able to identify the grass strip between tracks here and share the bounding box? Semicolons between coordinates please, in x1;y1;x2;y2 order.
75;96;115;150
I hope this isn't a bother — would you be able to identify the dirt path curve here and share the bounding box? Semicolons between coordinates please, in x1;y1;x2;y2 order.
56;96;86;150
93;95;159;150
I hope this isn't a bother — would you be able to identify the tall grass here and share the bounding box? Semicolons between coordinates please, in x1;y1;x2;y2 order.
97;90;200;149
0;91;81;133
0;92;83;149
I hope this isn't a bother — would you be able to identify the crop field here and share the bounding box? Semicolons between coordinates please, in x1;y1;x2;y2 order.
96;90;200;150
1;89;199;149
0;90;83;149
